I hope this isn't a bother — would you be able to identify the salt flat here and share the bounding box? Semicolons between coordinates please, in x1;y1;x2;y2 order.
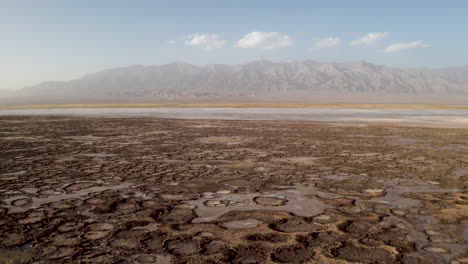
1;107;467;128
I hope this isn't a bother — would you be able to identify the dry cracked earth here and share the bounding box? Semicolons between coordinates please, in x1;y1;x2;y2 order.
0;116;467;264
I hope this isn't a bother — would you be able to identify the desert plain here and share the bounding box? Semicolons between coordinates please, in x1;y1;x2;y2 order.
0;110;467;263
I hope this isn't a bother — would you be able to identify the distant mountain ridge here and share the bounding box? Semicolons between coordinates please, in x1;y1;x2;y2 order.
7;60;468;103
0;89;12;96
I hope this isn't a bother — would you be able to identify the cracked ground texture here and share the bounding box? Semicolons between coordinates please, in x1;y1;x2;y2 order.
0;116;467;264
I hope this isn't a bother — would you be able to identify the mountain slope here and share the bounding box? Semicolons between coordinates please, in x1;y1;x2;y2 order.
8;60;468;103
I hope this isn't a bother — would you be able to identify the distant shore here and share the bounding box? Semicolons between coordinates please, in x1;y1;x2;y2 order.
1;103;468;110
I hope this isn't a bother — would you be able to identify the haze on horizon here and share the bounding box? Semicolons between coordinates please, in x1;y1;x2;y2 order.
1;0;468;92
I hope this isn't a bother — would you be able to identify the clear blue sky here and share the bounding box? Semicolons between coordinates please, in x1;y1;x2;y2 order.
1;0;467;90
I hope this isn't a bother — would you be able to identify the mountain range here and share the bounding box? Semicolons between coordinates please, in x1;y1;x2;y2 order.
3;60;468;104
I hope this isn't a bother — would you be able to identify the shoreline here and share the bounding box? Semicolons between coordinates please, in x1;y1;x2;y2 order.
1;102;468;110
0;108;467;129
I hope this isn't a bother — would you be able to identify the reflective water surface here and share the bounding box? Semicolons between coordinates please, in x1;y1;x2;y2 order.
0;108;467;128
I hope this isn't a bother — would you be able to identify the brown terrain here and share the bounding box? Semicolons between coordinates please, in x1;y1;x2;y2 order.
0;116;467;263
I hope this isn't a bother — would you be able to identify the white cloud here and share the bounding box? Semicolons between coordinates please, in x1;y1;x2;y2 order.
167;40;176;45
235;31;293;50
184;34;226;50
384;41;430;53
313;37;341;49
350;32;389;46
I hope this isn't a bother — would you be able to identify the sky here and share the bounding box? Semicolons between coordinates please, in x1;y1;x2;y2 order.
1;0;467;91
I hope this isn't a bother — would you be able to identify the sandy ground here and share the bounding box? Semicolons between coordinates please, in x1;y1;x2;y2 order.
0;116;467;263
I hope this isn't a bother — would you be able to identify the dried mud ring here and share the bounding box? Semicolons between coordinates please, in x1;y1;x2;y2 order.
219;219;263;230
38;189;58;196
11;198;31;207
57;221;84;232
166;238;201;255
52;232;81;247
312;214;336;224
48;201;72;209
400;254;436;264
114;202;138;213
272;218;325;233
244;233;289;243
156;208;196;223
65;182;97;191
84;197;107;205
450;256;468;264
46;246;75;260
253;196;287;206
341;220;381;234
331;242;396;263
2;117;468;263
271;245;315;263
202;240;226;254
18;211;45;224
425;229;462;243
362;188;386;196
141;200;159;208
224;244;268;264
199;136;248;144
144;236;168;251
0;249;33;263
0;232;27;247
131;254;173;264
337;206;362;214
83;222;115;240
159;193;198;201
204;200;230;207
296;230;344;247
109;237;140;249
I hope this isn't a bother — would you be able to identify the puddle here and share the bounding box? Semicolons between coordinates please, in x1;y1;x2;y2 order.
392;137;427;145
132;223;161;232
220;219;263;230
440;144;468;152
4;182;133;214
367;179;461;208
186;176;459;223
451;166;468;177
406;217;468;263
186;184;331;223
320;174;461;208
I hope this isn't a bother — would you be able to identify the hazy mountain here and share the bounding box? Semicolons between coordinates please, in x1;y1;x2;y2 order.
5;60;468;104
0;89;12;97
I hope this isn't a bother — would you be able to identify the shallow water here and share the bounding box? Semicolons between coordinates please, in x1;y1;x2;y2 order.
452;167;468;176
186;185;332;223
1;108;468;128
5;182;133;214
